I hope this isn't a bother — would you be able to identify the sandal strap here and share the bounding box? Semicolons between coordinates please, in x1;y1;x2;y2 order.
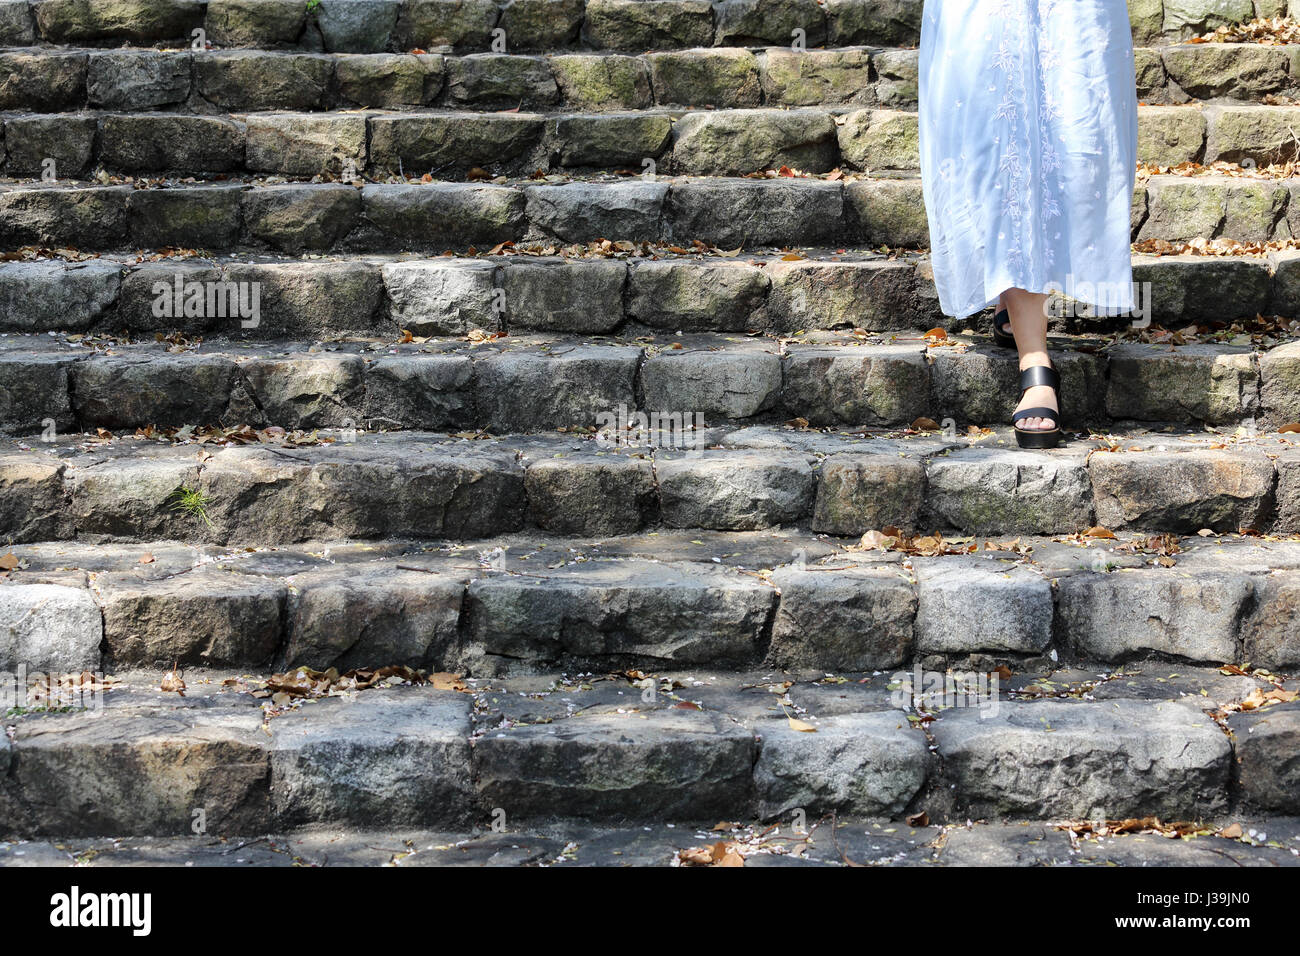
1013;407;1059;424
1019;364;1059;393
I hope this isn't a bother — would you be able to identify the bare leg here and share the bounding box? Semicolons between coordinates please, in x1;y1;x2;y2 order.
1003;288;1056;432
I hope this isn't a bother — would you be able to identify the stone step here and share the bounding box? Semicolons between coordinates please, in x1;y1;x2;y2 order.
0;660;1291;836
6;815;1300;866
1;41;1294;117
9;530;1300;674
0;0;1265;55
0;423;1297;550
0;248;1291;338
0;332;1283;437
2;103;1296;183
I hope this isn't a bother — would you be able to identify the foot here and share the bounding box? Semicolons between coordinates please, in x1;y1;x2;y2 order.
1014;383;1058;431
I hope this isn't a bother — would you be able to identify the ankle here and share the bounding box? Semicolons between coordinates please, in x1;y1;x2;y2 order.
1018;350;1050;369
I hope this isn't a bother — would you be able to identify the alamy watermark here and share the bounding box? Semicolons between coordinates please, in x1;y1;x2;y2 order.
595;404;708;451
151;273;261;329
889;665;1000;719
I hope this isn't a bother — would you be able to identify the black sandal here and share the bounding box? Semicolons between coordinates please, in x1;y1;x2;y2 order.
992;308;1015;348
1013;363;1062;449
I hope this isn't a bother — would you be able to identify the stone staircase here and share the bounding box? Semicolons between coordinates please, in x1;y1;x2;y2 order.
2;0;1300;863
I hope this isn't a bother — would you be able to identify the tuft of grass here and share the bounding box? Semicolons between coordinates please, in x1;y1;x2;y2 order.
306;0;322;13
167;486;216;530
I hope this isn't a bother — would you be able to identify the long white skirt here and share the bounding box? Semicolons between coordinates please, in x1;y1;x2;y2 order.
919;0;1138;319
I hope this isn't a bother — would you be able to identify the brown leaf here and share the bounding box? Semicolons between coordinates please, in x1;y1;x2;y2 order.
906;811;929;827
0;554;17;571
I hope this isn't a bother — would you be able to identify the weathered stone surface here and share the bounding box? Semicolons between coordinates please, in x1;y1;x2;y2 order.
924;448;1093;535
1137;105;1206;165
4;114;96;180
87;50;191;109
473;708;755;818
713;0;826;46
551;53;651;110
394;0;499;49
656;451;814;529
754;711;926;818
761;47;873;106
584;0;713;51
824;0;922;45
245;114;364;177
766;259;919;332
845;178;928;247
70;353;236;428
382;259;501;334
626;259;768;331
1230;704;1300;814
645;49;761;107
191;440;525;544
1164;0;1257;38
0;187;130;249
0;0;34;43
0;584;101;672
361;183;524;250
838;109;919;171
127;185;244;250
498;0;584;48
35;0;205;42
873;47;919;109
0;51;86;111
812;454;925;535
307;0;399;52
1242;571;1300;670
0;349;77;434
1162;43;1290;99
1260;340;1300;427
98;568;284;667
195;51;332;111
1090;447;1275;532
768;564;914;670
1134;254;1270;323
464;560;774;673
915;559;1052;655
525;455;656;535
362;353;474;429
101;115;244;173
932;700;1233;819
116;260;221;334
783;346;930;426
642;347;781;420
672;109;838;176
205;0;306;47
271;691;474;828
0;260;121;333
367;112;544;175
1057;567;1251;664
500;259;625;332
12;707;268;837
1106;343;1258;424
525;180;666;241
242;183;361;254
335;52;444;107
1205;104;1300;166
664;179;842;247
0;452;65;542
238;353;365;428
221;260;389;337
474;345;637;430
445;53;559;108
282;569;463;669
554;113;672;168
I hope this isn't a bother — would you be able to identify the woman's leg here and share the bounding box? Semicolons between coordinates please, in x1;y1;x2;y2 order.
1003;288;1056;432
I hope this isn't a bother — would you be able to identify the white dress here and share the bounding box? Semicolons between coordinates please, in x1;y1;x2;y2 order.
919;0;1138;319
